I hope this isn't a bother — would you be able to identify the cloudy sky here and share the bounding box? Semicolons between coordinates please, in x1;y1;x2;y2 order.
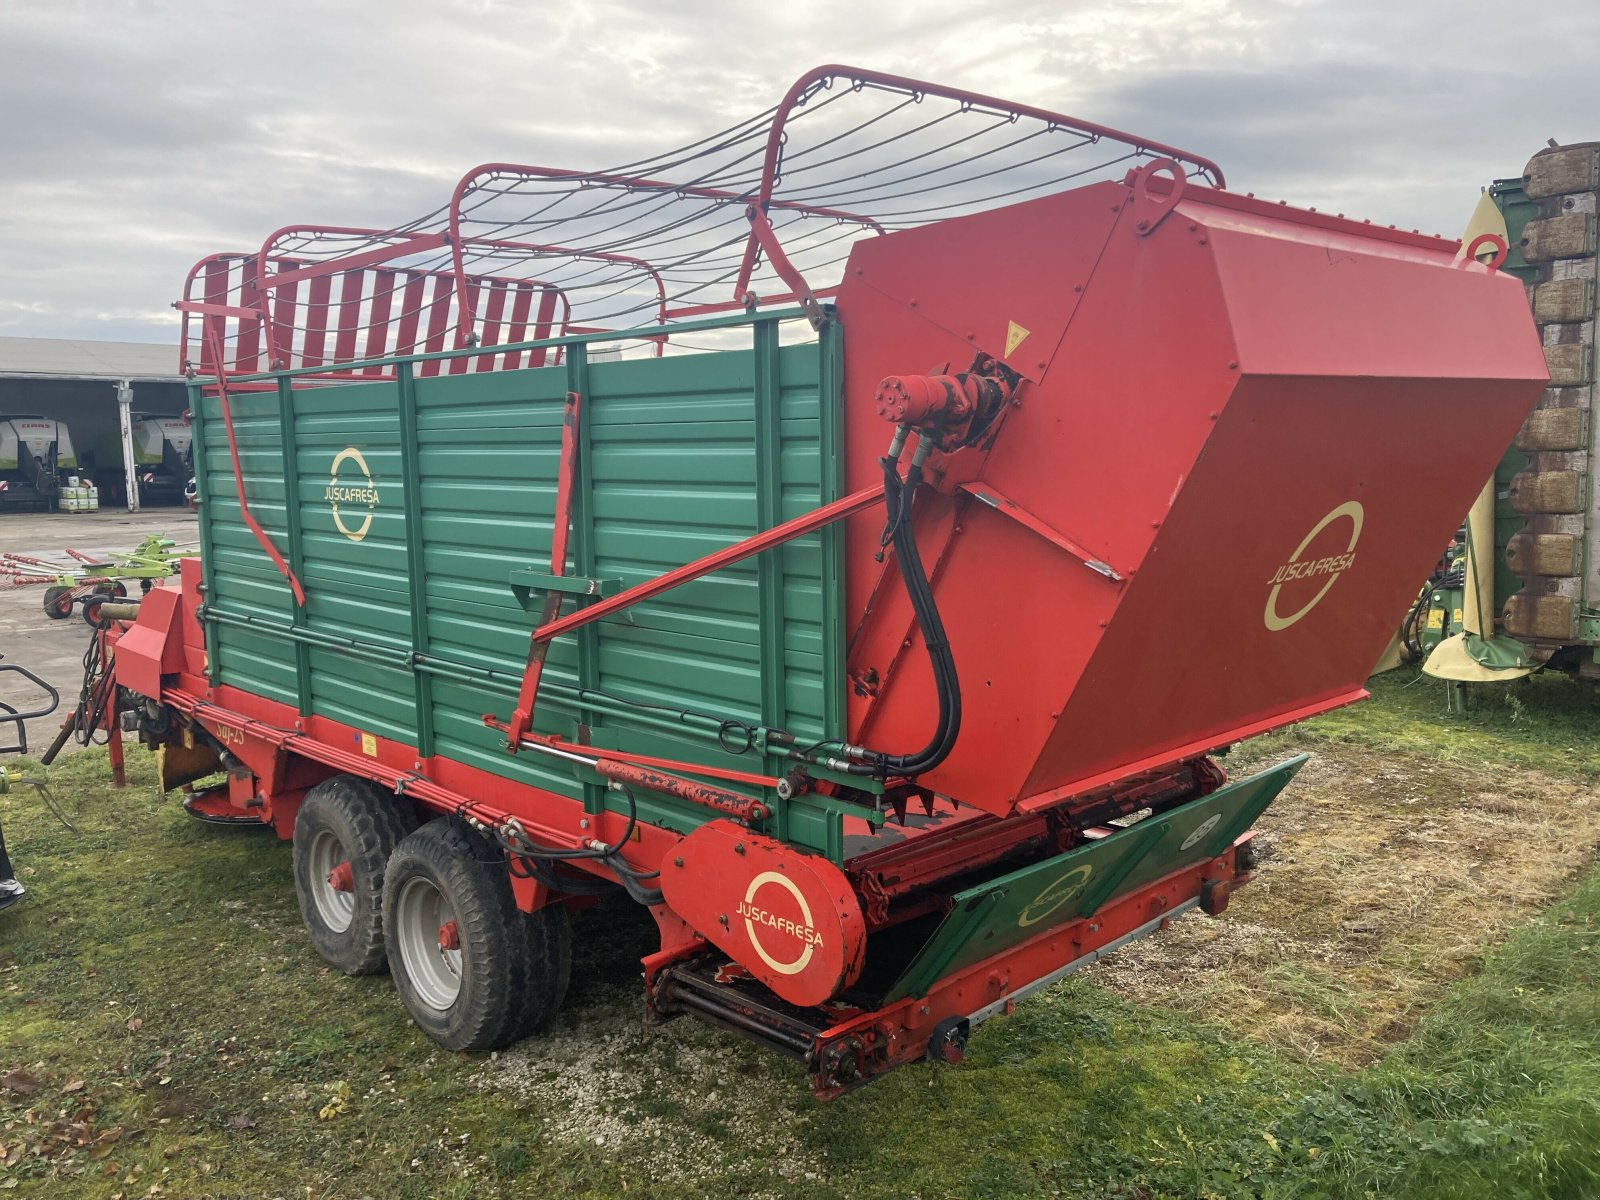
2;0;1596;345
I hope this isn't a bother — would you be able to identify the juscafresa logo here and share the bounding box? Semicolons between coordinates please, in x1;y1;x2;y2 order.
737;871;824;976
1263;501;1364;632
326;447;380;542
1018;863;1094;927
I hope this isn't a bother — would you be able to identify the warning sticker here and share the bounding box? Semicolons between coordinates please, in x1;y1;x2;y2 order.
360;732;377;757
1004;320;1030;357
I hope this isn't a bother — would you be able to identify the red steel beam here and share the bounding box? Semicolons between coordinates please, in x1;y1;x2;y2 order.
301;273;333;368
201;257;229;374
394;272;427;357
269;265;300;370
532;484;886;645
361;268;396;374
507;388;584;747
333;269;363;365
502;284;537;370
476;280;509;372
235;255;264;372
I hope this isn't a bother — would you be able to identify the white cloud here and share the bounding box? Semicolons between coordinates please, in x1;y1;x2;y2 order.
0;0;1595;340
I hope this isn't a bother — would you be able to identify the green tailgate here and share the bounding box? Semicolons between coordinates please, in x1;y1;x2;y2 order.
191;313;857;856
881;756;1306;1003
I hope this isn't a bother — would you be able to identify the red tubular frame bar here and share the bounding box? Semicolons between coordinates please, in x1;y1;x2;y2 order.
731;64;1227;304
500;482;886;759
531;483;886;646
202;327;306;606
506;389;583;747
745;206;827;321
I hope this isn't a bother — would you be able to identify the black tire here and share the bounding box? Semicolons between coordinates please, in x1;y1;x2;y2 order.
512;900;572;1040
42;586;73;619
84;580;127;625
292;775;417;975
383;819;570;1052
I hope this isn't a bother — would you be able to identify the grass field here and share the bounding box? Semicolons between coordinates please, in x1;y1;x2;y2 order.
1;669;1597;1198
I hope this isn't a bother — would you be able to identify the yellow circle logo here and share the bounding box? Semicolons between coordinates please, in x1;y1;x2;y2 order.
1018;863;1094;928
1264;501;1363;632
325;447;380;542
738;871;821;976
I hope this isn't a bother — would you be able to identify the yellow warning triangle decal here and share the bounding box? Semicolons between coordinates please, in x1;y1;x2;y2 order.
1004;320;1030;357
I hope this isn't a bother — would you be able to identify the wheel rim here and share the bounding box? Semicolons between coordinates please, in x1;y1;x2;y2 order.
306;828;356;934
395;875;463;1011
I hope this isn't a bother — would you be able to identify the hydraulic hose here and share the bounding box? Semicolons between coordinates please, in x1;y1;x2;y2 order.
496;785;665;906
870;454;962;778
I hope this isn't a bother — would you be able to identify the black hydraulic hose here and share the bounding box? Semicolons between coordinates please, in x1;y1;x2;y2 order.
871;456;962;778
1401;586;1430;659
518;856;615;897
1401;553;1457;660
898;469;961;770
44;631;114;763
495;785;664;906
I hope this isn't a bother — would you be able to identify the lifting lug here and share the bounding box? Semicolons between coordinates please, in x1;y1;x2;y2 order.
1128;156;1187;237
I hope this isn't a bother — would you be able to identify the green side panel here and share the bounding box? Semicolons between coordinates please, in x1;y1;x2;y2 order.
196;322;850;853
198;390;299;707
881;756;1307;1003
1493;447;1530;613
1487;178;1537;611
1420;584;1466;653
1489;178;1539;285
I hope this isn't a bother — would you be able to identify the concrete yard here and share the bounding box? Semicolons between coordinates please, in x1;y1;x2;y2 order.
0;507;197;754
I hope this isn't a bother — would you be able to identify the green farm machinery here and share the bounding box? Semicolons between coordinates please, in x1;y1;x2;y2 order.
4;535;195;624
1411;143;1600;689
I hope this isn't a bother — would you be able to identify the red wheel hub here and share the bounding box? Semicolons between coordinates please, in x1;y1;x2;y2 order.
437;920;460;952
327;861;354;892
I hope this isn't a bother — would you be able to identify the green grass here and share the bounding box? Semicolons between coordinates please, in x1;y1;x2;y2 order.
1293;668;1600;782
0;671;1597;1198
810;868;1600;1199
